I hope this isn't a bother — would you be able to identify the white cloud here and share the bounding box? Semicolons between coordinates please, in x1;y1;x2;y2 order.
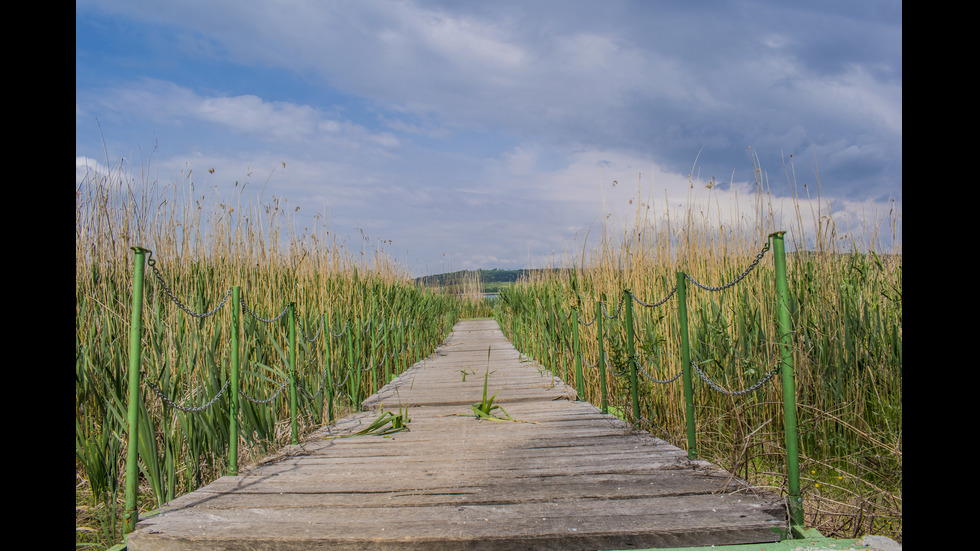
76;1;902;272
76;156;108;185
78;78;401;153
197;95;319;138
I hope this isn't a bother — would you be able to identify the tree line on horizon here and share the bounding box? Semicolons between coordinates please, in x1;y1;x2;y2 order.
415;268;551;292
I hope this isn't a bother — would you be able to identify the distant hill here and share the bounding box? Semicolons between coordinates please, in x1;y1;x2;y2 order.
415;268;554;293
416;251;901;294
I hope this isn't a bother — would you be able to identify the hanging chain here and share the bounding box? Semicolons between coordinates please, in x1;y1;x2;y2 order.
690;359;780;396
146;252;230;318
241;290;289;323
145;378;231;413
628;285;678;308
685;240;771;292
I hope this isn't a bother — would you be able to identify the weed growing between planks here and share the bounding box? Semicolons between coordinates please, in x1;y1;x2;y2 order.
324;406;411;438
463;346;534;423
470;365;513;421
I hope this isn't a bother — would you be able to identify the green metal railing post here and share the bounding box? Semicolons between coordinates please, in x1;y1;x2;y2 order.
528;307;536;363
385;317;392;384
370;315;379;393
772;231;803;528
676;272;697;459
596;300;607;414
123;247;148;534
548;304;557;372
288;302;299;445
539;301;546;366
349;317;360;408
572;308;584;399
623;290;640;422
534;297;542;366
324;314;335;424
228;286;240;476
532;304;548;368
397;319;405;376
522;313;528;356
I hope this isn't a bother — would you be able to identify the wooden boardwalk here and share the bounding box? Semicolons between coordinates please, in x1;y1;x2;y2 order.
127;319;787;550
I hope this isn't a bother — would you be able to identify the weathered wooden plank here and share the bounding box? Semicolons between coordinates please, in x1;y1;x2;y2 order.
129;496;784;551
127;319;787;550
149;474;755;508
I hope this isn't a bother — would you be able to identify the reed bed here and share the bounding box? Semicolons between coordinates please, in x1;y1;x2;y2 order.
75;165;469;549
425;269;495;318
494;179;902;543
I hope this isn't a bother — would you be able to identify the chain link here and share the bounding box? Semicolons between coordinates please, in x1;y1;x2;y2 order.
684;240;771;292
329;320;349;338
577;310;595;327
147;252;231;318
601;299;622;319
331;364;353;390
607;352;629;377
239;378;290;405
628;285;678;308
145;377;231;413
241;291;289;323
298;366;328;401
298;318;324;343
690;359;779;396
636;357;684;384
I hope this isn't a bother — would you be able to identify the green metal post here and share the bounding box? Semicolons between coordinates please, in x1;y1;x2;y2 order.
397;319;406;376
676;272;697;459
123;248;148;534
537;308;544;366
370;315;379;393
531;310;537;362
228;286;240;476
623;290;640;422
324;314;335;424
596;300;607;414
518;315;524;353
548;304;556;373
384;317;391;385
349;318;359;408
540;308;550;367
515;314;523;356
572;309;584;399
289;303;299;445
772;231;803;528
539;302;546;366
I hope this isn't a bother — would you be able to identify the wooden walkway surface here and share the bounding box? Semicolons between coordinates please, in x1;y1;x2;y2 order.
127;319;787;550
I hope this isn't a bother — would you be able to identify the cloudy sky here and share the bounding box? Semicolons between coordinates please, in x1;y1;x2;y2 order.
76;0;902;277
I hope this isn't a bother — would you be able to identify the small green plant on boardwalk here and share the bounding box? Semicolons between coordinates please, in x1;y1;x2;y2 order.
470;365;513;421
325;406;411;438
464;345;533;423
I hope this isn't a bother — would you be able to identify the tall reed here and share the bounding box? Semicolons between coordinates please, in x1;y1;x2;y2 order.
75;162;463;548
494;174;901;542
430;269;494;318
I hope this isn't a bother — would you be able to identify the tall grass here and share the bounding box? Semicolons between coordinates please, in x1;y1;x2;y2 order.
75;162;464;549
494;171;901;542
425;269;494;318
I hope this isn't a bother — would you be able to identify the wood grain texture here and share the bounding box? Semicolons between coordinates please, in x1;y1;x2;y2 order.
127;319;787;550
